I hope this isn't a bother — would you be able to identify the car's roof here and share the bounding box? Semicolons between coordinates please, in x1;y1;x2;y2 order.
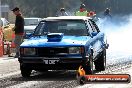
43;16;91;21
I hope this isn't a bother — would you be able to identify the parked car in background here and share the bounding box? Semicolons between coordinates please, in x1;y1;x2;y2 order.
0;17;41;42
18;16;109;77
24;18;42;39
1;18;15;42
1;18;10;27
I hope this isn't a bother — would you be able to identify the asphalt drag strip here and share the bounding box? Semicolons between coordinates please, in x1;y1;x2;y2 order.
0;55;132;88
0;61;131;88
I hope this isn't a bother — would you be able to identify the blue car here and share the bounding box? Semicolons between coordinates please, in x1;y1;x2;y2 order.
18;16;109;77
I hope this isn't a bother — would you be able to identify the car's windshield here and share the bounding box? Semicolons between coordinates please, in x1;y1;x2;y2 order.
24;19;40;26
34;20;88;36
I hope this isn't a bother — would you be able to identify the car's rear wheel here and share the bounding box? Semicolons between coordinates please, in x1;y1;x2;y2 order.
94;49;106;71
20;63;32;78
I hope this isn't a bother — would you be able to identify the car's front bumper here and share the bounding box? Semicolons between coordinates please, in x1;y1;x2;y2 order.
18;56;85;70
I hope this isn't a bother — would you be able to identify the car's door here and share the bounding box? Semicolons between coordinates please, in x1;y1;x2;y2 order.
87;19;103;60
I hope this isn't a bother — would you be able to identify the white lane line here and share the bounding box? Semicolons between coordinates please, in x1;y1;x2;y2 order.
0;71;20;79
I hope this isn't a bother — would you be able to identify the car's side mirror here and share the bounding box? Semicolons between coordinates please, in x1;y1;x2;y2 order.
91;32;98;37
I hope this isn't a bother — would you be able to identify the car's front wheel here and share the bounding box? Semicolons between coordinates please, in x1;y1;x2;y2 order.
82;53;94;75
20;63;32;78
77;76;87;85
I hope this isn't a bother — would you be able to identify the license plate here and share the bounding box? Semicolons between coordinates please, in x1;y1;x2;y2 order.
42;58;59;64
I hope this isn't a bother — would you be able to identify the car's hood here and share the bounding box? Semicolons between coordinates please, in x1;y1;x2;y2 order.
24;25;37;30
21;36;91;47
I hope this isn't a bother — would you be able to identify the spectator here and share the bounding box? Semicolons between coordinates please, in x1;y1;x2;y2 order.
104;8;112;19
12;7;24;58
75;4;89;16
56;8;68;16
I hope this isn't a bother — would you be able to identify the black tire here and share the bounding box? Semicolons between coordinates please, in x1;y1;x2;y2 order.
82;54;93;74
94;49;106;71
77;76;87;85
20;63;32;78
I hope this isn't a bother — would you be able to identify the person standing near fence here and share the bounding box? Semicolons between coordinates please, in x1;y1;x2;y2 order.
75;4;89;16
56;8;69;16
12;7;24;58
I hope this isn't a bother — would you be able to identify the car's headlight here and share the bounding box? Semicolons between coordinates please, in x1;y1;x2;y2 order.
20;48;36;55
69;47;84;54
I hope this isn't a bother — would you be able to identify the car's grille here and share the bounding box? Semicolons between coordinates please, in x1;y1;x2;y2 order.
37;47;68;57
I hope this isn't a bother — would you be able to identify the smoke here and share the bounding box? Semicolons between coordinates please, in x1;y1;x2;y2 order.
98;15;132;64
